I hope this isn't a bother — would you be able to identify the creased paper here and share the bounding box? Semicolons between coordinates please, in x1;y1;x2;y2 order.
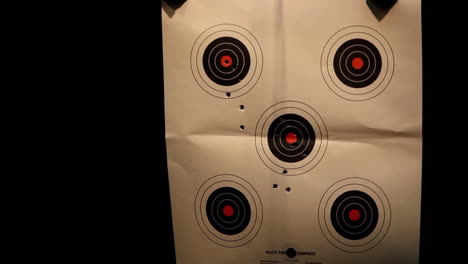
163;1;421;263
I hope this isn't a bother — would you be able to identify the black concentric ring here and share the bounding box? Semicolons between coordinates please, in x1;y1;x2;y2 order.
206;187;251;235
330;190;379;240
202;37;251;86
267;114;316;163
333;39;382;88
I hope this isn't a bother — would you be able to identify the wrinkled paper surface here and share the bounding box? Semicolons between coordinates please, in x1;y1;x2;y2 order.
163;0;421;263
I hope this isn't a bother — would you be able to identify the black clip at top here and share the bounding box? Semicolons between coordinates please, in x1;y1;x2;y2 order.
366;0;398;21
164;0;187;9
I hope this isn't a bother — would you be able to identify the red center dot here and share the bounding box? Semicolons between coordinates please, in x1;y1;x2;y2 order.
285;132;298;144
220;55;233;67
351;57;364;70
223;205;234;217
348;209;361;221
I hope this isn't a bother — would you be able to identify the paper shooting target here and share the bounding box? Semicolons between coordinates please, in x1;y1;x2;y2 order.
194;174;263;247
255;101;328;176
318;178;391;253
191;24;263;99
321;26;394;101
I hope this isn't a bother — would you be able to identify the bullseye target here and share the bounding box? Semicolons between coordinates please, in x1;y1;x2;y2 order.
318;178;391;253
321;26;394;101
195;174;263;247
255;101;328;176
191;24;263;99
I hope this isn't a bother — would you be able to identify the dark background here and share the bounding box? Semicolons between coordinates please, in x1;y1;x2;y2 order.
21;0;462;262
